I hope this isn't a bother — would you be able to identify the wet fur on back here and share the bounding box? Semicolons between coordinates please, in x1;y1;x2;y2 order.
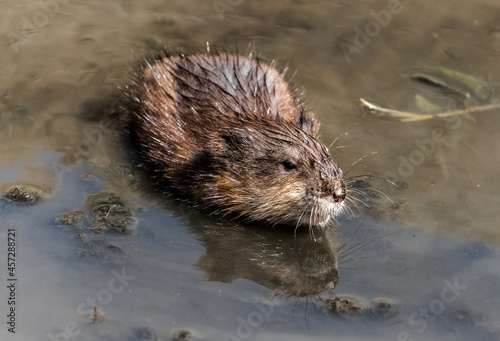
119;52;346;228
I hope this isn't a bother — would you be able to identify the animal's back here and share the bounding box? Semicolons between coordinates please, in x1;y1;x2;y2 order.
120;53;346;228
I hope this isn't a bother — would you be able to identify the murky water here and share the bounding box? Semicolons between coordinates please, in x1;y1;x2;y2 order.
1;0;500;340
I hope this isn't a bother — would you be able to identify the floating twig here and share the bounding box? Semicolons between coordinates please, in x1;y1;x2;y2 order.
92;306;100;324
359;98;500;122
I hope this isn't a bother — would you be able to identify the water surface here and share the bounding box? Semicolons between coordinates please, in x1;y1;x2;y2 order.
1;0;500;340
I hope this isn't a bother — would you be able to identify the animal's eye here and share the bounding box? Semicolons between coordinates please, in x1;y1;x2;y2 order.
282;161;297;171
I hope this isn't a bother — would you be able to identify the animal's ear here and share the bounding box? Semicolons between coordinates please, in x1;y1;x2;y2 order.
220;128;252;151
299;111;320;137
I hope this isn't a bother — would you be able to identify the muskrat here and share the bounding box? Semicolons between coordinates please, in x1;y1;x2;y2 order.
120;53;346;229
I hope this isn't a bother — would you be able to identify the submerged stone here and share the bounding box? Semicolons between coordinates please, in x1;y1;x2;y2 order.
3;184;45;205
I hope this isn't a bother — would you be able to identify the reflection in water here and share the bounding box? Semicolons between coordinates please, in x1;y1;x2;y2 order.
186;216;339;297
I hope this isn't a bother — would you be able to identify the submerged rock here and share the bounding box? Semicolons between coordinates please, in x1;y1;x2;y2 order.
55;192;136;234
3;184;45;205
172;329;192;341
326;296;365;315
86;192;136;234
325;296;399;320
130;326;159;341
56;210;86;226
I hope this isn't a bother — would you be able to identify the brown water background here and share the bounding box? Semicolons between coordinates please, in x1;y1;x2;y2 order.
1;0;500;340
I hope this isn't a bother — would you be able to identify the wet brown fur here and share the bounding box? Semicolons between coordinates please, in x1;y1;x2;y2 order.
120;53;345;228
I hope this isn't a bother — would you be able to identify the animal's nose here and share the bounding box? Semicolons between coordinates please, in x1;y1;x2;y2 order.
333;180;346;203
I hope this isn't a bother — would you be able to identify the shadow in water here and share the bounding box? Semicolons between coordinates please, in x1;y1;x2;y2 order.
186;217;339;297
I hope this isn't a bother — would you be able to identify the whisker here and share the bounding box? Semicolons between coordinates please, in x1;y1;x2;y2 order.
346;198;363;213
295;207;308;237
337;241;351;254
346;195;370;208
340;254;374;263
343;200;356;218
315;294;325;303
345;174;398;188
308;206;314;240
346;188;370;197
339;230;398;262
331;214;340;225
338;242;368;261
354;209;369;235
346;188;370;196
292;296;300;317
343;151;378;175
304;296;310;334
363;187;396;206
310;207;317;242
328;122;358;150
270;291;280;302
